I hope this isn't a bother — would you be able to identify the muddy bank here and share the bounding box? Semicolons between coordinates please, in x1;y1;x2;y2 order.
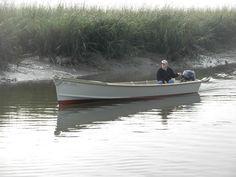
0;50;236;84
0;55;157;83
0;56;97;83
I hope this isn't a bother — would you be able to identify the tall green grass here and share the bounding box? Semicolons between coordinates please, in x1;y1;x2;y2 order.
1;4;236;68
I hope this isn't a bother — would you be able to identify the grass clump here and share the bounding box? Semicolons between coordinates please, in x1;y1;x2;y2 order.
1;4;236;68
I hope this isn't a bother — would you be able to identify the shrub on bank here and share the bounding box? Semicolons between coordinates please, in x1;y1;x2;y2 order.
0;5;236;68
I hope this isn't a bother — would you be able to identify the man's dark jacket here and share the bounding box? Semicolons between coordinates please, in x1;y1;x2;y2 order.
156;67;179;83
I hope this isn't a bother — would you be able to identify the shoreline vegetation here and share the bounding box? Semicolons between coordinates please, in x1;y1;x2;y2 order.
1;4;236;71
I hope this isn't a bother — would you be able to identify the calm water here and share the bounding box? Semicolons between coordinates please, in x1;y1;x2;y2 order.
0;75;236;177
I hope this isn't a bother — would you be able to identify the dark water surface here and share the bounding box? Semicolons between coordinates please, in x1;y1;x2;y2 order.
0;76;236;177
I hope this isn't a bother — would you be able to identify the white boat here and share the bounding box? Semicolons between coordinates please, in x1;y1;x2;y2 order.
53;77;201;106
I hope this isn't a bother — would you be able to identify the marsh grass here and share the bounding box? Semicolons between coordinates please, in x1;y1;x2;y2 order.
0;4;236;68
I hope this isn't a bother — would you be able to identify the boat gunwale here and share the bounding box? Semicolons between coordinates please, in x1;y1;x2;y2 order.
54;78;202;87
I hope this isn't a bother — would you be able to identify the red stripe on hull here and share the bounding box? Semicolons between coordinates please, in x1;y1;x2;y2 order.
58;99;99;107
58;92;196;108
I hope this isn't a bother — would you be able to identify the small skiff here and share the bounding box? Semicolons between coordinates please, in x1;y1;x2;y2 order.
53;77;201;106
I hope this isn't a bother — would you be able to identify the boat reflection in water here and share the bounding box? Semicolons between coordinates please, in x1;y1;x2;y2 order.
55;93;200;135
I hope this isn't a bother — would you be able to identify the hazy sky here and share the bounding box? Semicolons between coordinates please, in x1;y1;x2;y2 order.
2;0;236;9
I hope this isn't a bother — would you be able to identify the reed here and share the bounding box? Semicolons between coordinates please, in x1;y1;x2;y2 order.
0;4;236;68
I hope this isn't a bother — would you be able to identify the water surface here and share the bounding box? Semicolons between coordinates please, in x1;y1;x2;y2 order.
0;75;236;177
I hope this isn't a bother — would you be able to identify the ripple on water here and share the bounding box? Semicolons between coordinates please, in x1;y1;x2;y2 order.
1;79;236;177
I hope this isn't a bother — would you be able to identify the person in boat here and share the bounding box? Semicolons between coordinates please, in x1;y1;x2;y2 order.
156;59;181;84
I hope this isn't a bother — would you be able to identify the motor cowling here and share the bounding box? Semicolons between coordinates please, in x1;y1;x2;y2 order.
182;70;196;81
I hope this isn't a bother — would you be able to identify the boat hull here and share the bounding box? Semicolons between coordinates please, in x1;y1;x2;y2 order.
54;78;201;106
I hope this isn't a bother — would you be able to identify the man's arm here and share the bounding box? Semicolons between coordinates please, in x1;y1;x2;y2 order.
157;69;166;83
156;69;163;81
169;68;179;78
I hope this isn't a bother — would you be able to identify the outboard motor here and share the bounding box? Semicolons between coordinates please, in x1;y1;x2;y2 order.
182;70;196;81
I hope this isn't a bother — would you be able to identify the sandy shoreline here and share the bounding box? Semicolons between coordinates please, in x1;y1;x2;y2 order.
0;54;161;83
0;50;235;84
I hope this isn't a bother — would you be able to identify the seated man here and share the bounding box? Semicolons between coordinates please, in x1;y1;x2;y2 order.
156;60;180;84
